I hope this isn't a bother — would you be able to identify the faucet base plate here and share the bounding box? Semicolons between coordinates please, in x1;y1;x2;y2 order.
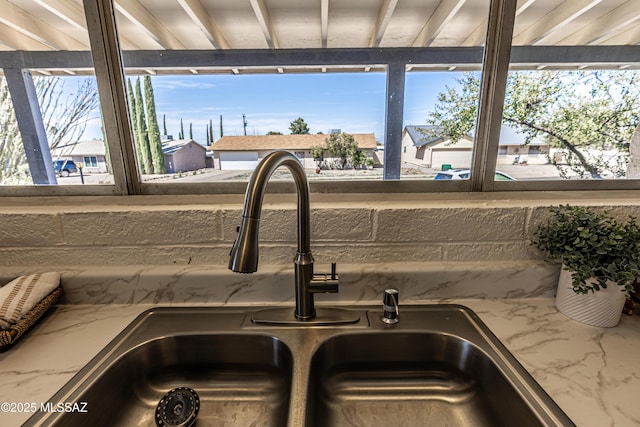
251;307;362;326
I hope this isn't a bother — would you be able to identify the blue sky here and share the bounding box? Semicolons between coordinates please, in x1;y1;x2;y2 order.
82;71;464;145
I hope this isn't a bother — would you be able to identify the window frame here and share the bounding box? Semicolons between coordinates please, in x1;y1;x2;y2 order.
1;0;640;197
83;156;98;168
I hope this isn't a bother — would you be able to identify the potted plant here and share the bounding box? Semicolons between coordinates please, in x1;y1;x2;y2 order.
533;205;640;327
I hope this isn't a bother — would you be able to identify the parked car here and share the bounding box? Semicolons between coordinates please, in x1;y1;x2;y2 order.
53;159;78;177
434;169;515;181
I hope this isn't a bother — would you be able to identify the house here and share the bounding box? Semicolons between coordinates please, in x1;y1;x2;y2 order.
209;133;380;170
402;125;552;170
496;125;550;165
50;139;109;173
162;139;208;173
401;126;474;170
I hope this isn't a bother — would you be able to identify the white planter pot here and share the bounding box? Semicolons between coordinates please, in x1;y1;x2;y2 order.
555;267;627;327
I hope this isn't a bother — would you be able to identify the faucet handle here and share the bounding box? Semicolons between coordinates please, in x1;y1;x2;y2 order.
309;263;340;294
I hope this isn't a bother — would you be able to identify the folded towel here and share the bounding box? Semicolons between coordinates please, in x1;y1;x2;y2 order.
0;272;60;330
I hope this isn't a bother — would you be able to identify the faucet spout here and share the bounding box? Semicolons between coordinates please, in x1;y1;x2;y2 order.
229;150;336;320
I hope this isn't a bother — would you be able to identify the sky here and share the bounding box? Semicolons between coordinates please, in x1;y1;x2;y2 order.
80;70;464;145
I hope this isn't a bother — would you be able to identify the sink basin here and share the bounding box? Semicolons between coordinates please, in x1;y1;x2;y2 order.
307;333;543;426
66;334;292;427
26;310;293;427
26;305;574;427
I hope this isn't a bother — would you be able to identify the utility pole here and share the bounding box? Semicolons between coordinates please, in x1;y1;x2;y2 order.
243;113;248;136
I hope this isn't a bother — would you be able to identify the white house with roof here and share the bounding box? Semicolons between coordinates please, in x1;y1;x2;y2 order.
402;125;551;170
210;133;380;170
401;126;474;170
495;125;551;165
50;139;108;173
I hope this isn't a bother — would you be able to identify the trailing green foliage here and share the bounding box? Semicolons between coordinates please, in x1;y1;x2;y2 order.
533;205;640;296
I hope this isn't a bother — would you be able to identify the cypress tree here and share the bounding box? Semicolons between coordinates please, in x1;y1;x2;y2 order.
189;122;193;140
219;115;223;137
163;114;167;136
209;119;214;142
179;119;184;139
144;75;166;174
127;78;145;173
134;77;152;174
206;124;210;144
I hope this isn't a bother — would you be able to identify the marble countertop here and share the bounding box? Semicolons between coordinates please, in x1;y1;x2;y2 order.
1;298;639;427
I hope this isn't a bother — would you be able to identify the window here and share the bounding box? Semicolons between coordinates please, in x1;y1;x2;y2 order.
0;1;112;193
493;0;640;189
404;71;482;181
120;72;385;184
83;156;98;168
1;0;639;196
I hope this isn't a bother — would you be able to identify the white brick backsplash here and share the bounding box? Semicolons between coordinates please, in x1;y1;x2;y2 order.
0;213;63;247
1;195;639;267
61;210;223;245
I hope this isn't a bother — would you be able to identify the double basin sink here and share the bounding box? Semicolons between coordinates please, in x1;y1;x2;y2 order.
25;304;574;426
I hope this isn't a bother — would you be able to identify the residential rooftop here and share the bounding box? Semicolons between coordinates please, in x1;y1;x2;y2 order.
210;133;379;151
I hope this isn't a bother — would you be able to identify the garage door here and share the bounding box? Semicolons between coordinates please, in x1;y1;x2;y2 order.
431;149;473;170
219;151;259;170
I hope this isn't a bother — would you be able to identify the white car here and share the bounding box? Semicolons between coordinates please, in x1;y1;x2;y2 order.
434;169;515;181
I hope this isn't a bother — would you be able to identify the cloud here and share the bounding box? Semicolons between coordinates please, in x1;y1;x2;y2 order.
150;78;218;91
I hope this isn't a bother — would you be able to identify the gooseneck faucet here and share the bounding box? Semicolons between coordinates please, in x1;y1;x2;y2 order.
229;150;339;320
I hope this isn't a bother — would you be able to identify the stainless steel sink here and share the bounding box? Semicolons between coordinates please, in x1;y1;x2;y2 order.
63;335;292;427
25;305;575;427
307;333;545;426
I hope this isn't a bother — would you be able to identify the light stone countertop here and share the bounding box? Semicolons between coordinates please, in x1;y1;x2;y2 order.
0;299;639;427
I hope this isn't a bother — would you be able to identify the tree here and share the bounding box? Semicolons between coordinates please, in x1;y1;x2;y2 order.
312;132;361;169
206;123;210;144
134;77;152;174
179;118;184;139
0;78;27;183
425;70;640;178
352;150;367;168
0;76;99;184
41;77;100;151
267;131;283;135
289;117;310;134
127;78;146;174
126;78;138;134
311;144;324;168
189;122;193;140
209;119;214;143
144;75;166;174
163;114;167;136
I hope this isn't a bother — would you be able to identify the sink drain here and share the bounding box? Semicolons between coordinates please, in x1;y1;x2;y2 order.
155;387;200;427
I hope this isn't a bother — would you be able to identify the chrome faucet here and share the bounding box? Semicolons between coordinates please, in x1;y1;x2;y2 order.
228;150;339;320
